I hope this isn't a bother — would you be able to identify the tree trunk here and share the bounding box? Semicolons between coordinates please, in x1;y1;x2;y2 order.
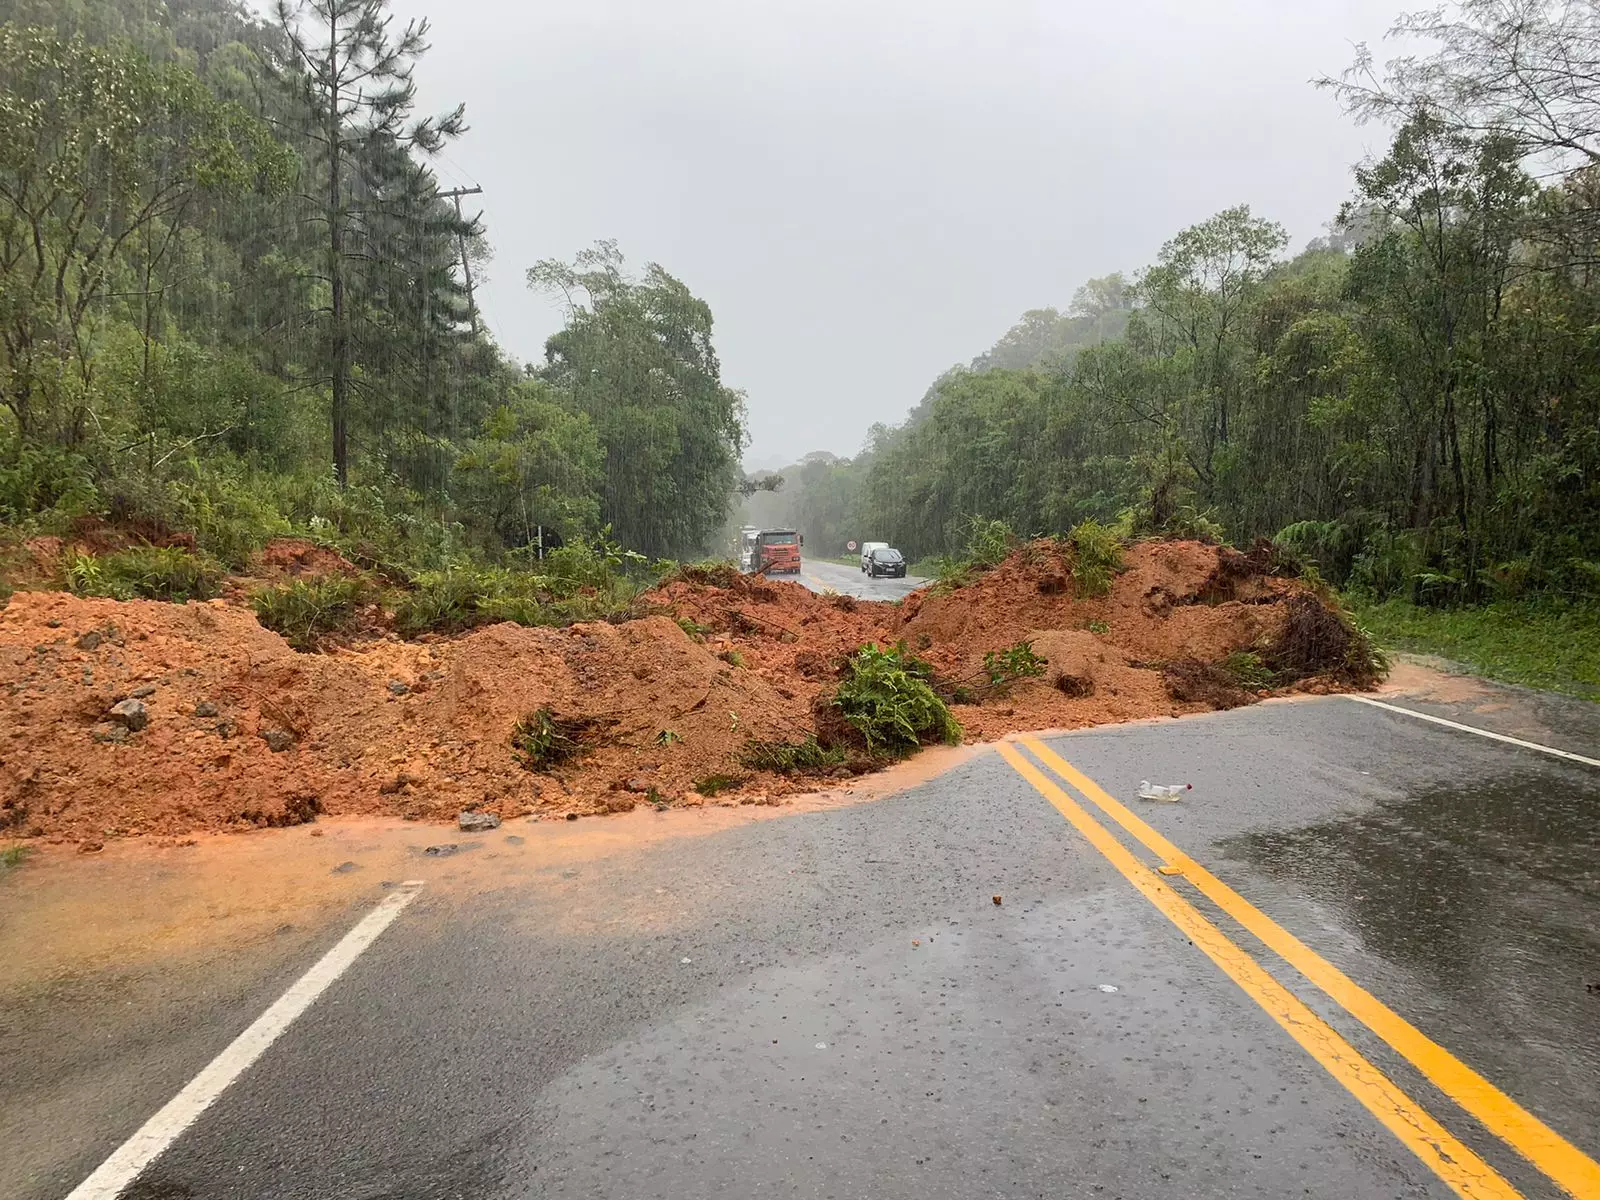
327;33;349;489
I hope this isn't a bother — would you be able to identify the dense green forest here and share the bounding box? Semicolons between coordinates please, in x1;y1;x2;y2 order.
742;1;1600;614
0;0;748;577
6;0;1600;672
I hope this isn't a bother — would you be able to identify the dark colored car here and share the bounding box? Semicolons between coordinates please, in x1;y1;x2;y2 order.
866;547;906;578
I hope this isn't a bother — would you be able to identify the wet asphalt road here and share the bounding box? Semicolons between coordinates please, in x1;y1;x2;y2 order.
794;557;928;600
8;692;1600;1199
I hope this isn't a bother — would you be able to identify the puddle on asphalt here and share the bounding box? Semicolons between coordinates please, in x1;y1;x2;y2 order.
1219;768;1600;1124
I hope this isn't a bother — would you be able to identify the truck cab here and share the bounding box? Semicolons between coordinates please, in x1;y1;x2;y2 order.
757;529;803;574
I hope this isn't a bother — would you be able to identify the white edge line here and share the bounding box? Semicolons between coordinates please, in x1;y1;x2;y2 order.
65;883;424;1200
1348;695;1600;769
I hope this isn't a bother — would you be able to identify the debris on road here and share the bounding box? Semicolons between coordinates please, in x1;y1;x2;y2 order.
457;811;501;832
1096;984;1120;993
1138;781;1192;801
992;894;1003;905
0;539;1379;842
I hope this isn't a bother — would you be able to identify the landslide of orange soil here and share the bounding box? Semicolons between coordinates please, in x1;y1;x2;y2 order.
0;539;1369;843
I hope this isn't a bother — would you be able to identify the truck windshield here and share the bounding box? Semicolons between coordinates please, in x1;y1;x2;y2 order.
759;532;797;545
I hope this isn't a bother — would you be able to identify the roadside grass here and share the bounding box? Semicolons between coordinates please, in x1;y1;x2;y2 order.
2;843;32;870
1352;598;1600;699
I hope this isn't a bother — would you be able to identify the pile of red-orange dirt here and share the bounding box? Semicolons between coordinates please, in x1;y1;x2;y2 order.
0;538;1379;844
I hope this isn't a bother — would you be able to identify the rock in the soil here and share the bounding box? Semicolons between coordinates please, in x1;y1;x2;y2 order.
107;698;149;732
259;727;295;752
128;683;157;699
91;722;128;745
331;861;360;874
194;700;219;718
75;630;103;651
622;776;655;793
458;810;501;832
215;720;237;739
387;679;410;696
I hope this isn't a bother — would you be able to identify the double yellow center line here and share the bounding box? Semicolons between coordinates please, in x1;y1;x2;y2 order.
997;735;1600;1200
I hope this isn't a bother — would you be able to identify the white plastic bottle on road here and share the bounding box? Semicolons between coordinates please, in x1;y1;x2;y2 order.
1137;780;1191;802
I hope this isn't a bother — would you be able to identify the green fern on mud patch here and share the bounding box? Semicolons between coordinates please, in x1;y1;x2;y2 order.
828;643;962;754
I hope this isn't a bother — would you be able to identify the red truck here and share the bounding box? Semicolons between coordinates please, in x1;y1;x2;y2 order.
755;529;803;574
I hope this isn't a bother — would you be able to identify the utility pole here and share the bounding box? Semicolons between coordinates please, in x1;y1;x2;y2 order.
440;185;483;337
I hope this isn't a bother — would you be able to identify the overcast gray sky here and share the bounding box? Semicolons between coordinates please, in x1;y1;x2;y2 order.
395;0;1410;467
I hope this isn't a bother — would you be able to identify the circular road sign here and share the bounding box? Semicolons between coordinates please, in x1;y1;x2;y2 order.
847;540;857;551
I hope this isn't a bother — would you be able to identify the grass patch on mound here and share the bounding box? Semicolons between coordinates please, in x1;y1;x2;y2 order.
692;772;747;796
738;737;844;773
1065;519;1124;597
393;555;638;637
252;576;369;650
65;546;223;602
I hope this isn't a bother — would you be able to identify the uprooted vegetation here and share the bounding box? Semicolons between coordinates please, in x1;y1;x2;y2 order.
821;644;963;755
0;535;1382;843
510;707;601;771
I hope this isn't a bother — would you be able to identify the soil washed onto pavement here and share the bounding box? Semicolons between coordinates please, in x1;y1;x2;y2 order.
0;539;1377;844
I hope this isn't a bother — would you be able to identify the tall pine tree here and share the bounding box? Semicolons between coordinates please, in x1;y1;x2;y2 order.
273;0;465;486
